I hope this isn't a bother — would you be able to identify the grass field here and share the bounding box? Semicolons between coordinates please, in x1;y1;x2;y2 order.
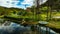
0;12;60;29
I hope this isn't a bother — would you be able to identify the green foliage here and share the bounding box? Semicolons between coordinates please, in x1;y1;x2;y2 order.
13;11;16;14
41;7;48;11
0;0;60;22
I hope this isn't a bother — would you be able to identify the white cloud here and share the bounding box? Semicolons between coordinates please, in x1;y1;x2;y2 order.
0;0;34;9
22;0;33;5
34;0;47;7
40;0;47;5
21;0;34;8
0;0;47;9
0;0;19;7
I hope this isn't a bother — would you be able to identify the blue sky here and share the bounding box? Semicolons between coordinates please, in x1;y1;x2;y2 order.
0;0;47;9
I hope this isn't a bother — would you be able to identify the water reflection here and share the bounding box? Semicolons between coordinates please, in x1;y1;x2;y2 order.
0;21;31;34
0;20;58;34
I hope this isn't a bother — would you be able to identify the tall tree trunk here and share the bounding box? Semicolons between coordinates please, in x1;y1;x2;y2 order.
36;0;40;14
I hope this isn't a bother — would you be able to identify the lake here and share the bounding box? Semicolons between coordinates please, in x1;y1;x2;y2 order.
0;21;58;34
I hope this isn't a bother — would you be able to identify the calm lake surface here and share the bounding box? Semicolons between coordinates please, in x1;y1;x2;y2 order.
0;19;58;34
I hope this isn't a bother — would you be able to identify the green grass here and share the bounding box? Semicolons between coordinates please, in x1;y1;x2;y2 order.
47;21;60;29
0;11;60;29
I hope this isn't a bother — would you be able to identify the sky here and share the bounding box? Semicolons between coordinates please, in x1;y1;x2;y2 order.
0;0;47;9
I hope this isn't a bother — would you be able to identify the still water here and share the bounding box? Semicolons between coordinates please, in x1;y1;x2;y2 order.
0;21;58;34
